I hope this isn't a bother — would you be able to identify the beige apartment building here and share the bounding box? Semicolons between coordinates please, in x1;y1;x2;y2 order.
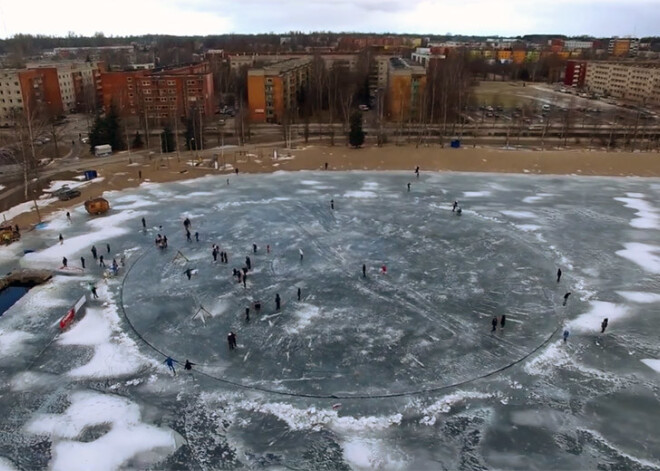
585;62;660;105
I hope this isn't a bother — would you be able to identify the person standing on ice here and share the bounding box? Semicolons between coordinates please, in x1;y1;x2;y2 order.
106;243;111;254
91;285;98;299
491;317;498;332
186;229;192;242
66;212;71;222
253;243;258;253
563;330;569;343
330;199;334;210
242;272;247;288
601;318;608;334
415;166;420;178
62;257;68;268
212;245;218;262
59;233;64;245
500;314;506;329
227;332;236;350
299;248;304;261
363;264;367;278
297;287;301;301
563;292;571;306
245;256;251;270
557;268;562;283
184;268;194;280
164;357;177;375
195;232;199;242
99;255;105;267
407;183;411;192
80;257;85;269
452;201;458;212
142;217;146;230
267;245;271;254
91;245;97;260
275;293;281;311
245;307;250;322
183;217;191;230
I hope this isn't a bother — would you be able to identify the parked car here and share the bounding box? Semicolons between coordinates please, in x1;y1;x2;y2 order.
51;185;72;197
58;189;81;201
358;104;369;111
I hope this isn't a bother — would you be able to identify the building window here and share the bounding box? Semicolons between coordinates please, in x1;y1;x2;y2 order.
167;80;175;86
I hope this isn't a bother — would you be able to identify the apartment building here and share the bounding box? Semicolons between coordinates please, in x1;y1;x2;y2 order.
0;68;66;127
96;64;214;123
608;38;639;57
564;60;587;88
585;61;660;105
386;58;426;121
247;57;312;124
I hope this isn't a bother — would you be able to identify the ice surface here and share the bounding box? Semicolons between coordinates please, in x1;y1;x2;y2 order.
0;457;17;471
342;438;407;470
26;391;178;471
567;301;628;333
501;210;537;219
0;330;34;358
343;190;378;198
523;193;553;204
515;224;541;232
616;291;660;303
463;191;491;197
641;359;660;373
614;196;659;229
616;242;660;274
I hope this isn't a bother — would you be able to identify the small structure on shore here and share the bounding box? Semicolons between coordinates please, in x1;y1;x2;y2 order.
85;197;110;216
0;226;20;245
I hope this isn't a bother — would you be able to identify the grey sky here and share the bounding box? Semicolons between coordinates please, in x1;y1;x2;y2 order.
0;0;657;38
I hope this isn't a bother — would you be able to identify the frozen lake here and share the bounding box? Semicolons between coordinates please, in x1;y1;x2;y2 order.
0;171;659;470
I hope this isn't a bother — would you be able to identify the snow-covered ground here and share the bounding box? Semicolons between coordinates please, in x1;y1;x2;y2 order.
0;171;659;470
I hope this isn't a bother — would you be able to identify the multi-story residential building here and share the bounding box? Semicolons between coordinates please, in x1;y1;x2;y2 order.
0;67;67;126
564;60;587;88
247;57;312;124
563;40;594;51
585;61;660;105
96;63;214;123
608;38;639;57
411;48;446;67
386;58;426;121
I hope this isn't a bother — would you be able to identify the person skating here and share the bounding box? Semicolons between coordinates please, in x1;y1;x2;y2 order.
563;330;569;343
500;314;506;329
91;245;97;260
253;243;257;253
456;207;462;215
452;201;458;212
245;307;250;322
59;233;64;245
297;287;301;301
184;268;194;280
80;256;85;269
245;256;251;270
557;268;562;283
212;246;218;262
362;264;367;278
106;243;111;254
112;259;119;272
66;212;71;222
299;248;304;261
195;232;199;242
407;182;411;192
183;217;191;230
236;271;242;284
99;255;105;267
254;301;261;313
242;273;247;288
324;162;328;170
275;293;281;311
267;245;270;254
227;332;237;350
184;360;195;371
491;317;497;332
415;166;420;178
563;292;571;306
601;318;608;334
62;257;68;268
186;229;192;242
142;217;146;230
330;199;334;210
164;357;177;375
91;285;98;299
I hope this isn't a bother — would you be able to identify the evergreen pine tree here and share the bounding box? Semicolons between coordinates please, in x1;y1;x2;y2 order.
349;111;365;148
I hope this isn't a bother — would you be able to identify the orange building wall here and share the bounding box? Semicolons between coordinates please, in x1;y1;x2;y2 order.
497;50;513;61
388;75;411;119
512;50;526;64
611;40;630;56
247;74;266;123
40;68;65;116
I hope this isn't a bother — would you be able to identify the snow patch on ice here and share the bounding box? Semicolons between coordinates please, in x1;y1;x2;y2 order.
300;180;322;186
614;196;659;230
567;301;628;333
515;224;541;232
501;210;536;219
58;285;152;379
0;330;34;358
25;391;178;471
0;457;18;471
419;391;494;426
0;198;58;222
344;191;378;198
641;359;660;373
616;243;660;274
523;193;553;204
462;191;491;198
342;438;407;470
285;304;321;334
616;291;660;303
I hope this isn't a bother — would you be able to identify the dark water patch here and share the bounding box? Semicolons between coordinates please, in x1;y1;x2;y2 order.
0;285;31;316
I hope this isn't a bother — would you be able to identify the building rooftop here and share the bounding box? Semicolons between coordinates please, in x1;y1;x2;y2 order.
389;57;426;74
261;57;313;74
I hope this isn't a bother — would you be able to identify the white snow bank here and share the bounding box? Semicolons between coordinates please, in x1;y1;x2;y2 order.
567;301;628;333
58;285;152;379
0;198;57;222
515;224;541;232
419;391;494;426
614;197;659;230
300;180;322;186
25;391;178;471
616;291;660;303
0;330;34;358
501;210;536;219
641;359;660;373
23;209;146;266
616;243;660;274
0;457;18;471
343;191;378;198
462;191;491;198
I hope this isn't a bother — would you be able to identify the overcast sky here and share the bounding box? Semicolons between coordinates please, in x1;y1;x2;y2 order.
0;0;657;39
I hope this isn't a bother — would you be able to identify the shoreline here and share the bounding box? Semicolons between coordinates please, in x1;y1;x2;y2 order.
4;144;660;230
